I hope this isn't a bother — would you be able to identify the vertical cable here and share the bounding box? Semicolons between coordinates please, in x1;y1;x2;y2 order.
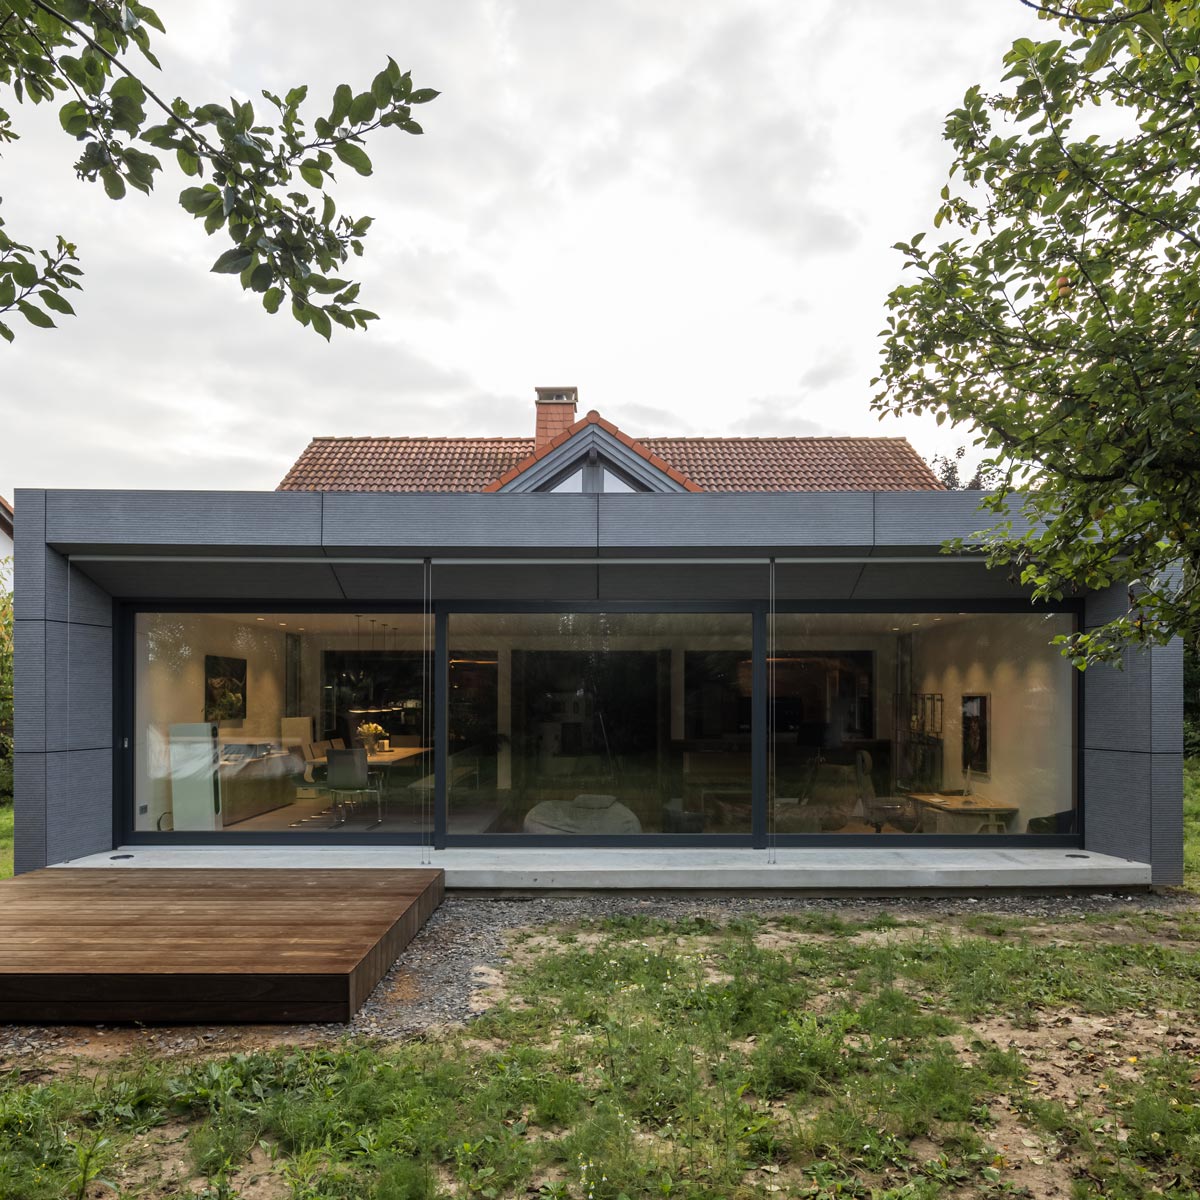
768;558;776;864
66;556;72;759
421;557;432;865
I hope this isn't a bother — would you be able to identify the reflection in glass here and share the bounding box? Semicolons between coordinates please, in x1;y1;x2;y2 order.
447;613;752;834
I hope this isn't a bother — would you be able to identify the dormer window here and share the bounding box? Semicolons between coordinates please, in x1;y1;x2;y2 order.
542;450;647;493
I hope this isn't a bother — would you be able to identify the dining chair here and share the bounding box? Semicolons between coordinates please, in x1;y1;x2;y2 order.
325;748;383;827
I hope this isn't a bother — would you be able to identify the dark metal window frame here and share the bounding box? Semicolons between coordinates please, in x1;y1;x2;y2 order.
114;596;1083;849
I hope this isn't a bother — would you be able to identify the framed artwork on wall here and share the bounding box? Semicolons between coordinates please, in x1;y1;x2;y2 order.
961;693;989;774
204;655;247;722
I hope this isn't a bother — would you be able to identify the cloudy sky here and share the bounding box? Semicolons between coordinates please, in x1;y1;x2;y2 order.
0;0;1045;499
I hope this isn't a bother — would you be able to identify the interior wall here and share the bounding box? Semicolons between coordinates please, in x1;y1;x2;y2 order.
914;614;1075;822
135;615;287;827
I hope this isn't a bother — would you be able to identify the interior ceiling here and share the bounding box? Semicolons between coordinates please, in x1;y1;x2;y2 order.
139;610;1069;641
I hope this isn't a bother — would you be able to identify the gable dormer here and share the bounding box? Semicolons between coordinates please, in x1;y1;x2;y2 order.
484;398;703;494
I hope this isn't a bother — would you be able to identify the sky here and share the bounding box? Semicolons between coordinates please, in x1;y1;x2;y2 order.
0;0;1046;500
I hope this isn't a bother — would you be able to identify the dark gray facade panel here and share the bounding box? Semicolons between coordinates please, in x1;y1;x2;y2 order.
850;563;1033;601
872;490;1029;550
1150;638;1184;755
1082;749;1152;864
1083;581;1131;630
597;493;873;549
45;749;114;863
75;560;345;601
42;545;70;623
434;564;602;601
322;494;599;550
596;564;770;601
66;564;115;627
44;622;113;753
13;619;45;753
774;563;868;600
1151;753;1184;885
12;753;46;874
45;490;324;551
12;489;46;621
1081;652;1152;753
332;563;429;600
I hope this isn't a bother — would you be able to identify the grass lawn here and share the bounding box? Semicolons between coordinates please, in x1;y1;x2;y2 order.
2;906;1200;1199
0;801;11;881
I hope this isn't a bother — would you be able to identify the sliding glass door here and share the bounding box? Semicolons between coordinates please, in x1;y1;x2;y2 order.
446;612;753;836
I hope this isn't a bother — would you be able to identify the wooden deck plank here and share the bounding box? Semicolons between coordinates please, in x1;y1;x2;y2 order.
0;868;444;1023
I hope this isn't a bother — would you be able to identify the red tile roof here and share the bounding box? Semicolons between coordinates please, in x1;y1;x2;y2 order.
278;415;941;493
0;494;12;539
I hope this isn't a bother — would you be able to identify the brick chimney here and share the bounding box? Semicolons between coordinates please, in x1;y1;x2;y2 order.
534;386;579;449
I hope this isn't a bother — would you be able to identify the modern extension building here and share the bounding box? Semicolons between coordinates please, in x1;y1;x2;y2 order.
11;389;1183;888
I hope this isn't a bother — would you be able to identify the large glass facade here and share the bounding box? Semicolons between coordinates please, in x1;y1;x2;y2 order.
129;606;1078;841
134;613;432;833
768;612;1077;835
446;613;752;835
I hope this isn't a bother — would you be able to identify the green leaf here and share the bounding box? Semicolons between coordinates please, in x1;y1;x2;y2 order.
334;142;372;176
249;263;274;293
329;83;353;126
39;290;75;315
11;262;38;289
299;161;324;188
371;70;392;107
0;321;12;343
0;277;15;306
179;186;219;215
101;167;126;200
348;91;376;125
110;76;146;105
321;194;335;225
211;248;253;274
410;88;440;104
262;287;284;314
17;301;54;328
176;148;201;176
309;306;332;340
58;100;90;137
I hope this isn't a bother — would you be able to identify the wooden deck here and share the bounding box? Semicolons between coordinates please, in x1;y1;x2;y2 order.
0;868;444;1024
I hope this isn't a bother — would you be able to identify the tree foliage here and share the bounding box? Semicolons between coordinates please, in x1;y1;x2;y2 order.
0;0;438;341
875;0;1200;666
929;446;1003;491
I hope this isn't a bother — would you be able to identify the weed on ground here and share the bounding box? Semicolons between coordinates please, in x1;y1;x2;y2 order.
2;906;1200;1198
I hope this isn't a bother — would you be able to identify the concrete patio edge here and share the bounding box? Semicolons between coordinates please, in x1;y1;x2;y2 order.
52;846;1154;891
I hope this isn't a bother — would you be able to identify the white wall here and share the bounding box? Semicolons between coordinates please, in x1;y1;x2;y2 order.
914;614;1075;823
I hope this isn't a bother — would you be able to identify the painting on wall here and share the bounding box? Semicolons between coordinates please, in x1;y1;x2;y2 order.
961;694;989;774
204;655;247;722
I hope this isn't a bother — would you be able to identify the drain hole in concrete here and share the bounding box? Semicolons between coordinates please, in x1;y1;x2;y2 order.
1065;853;1089;859
110;854;134;860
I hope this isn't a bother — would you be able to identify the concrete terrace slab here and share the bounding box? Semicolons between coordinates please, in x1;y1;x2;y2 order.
54;846;1152;892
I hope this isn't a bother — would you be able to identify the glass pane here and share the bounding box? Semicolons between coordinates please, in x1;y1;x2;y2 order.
448;612;753;835
601;468;636;493
768;612;1076;835
134;612;432;834
549;469;583;492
